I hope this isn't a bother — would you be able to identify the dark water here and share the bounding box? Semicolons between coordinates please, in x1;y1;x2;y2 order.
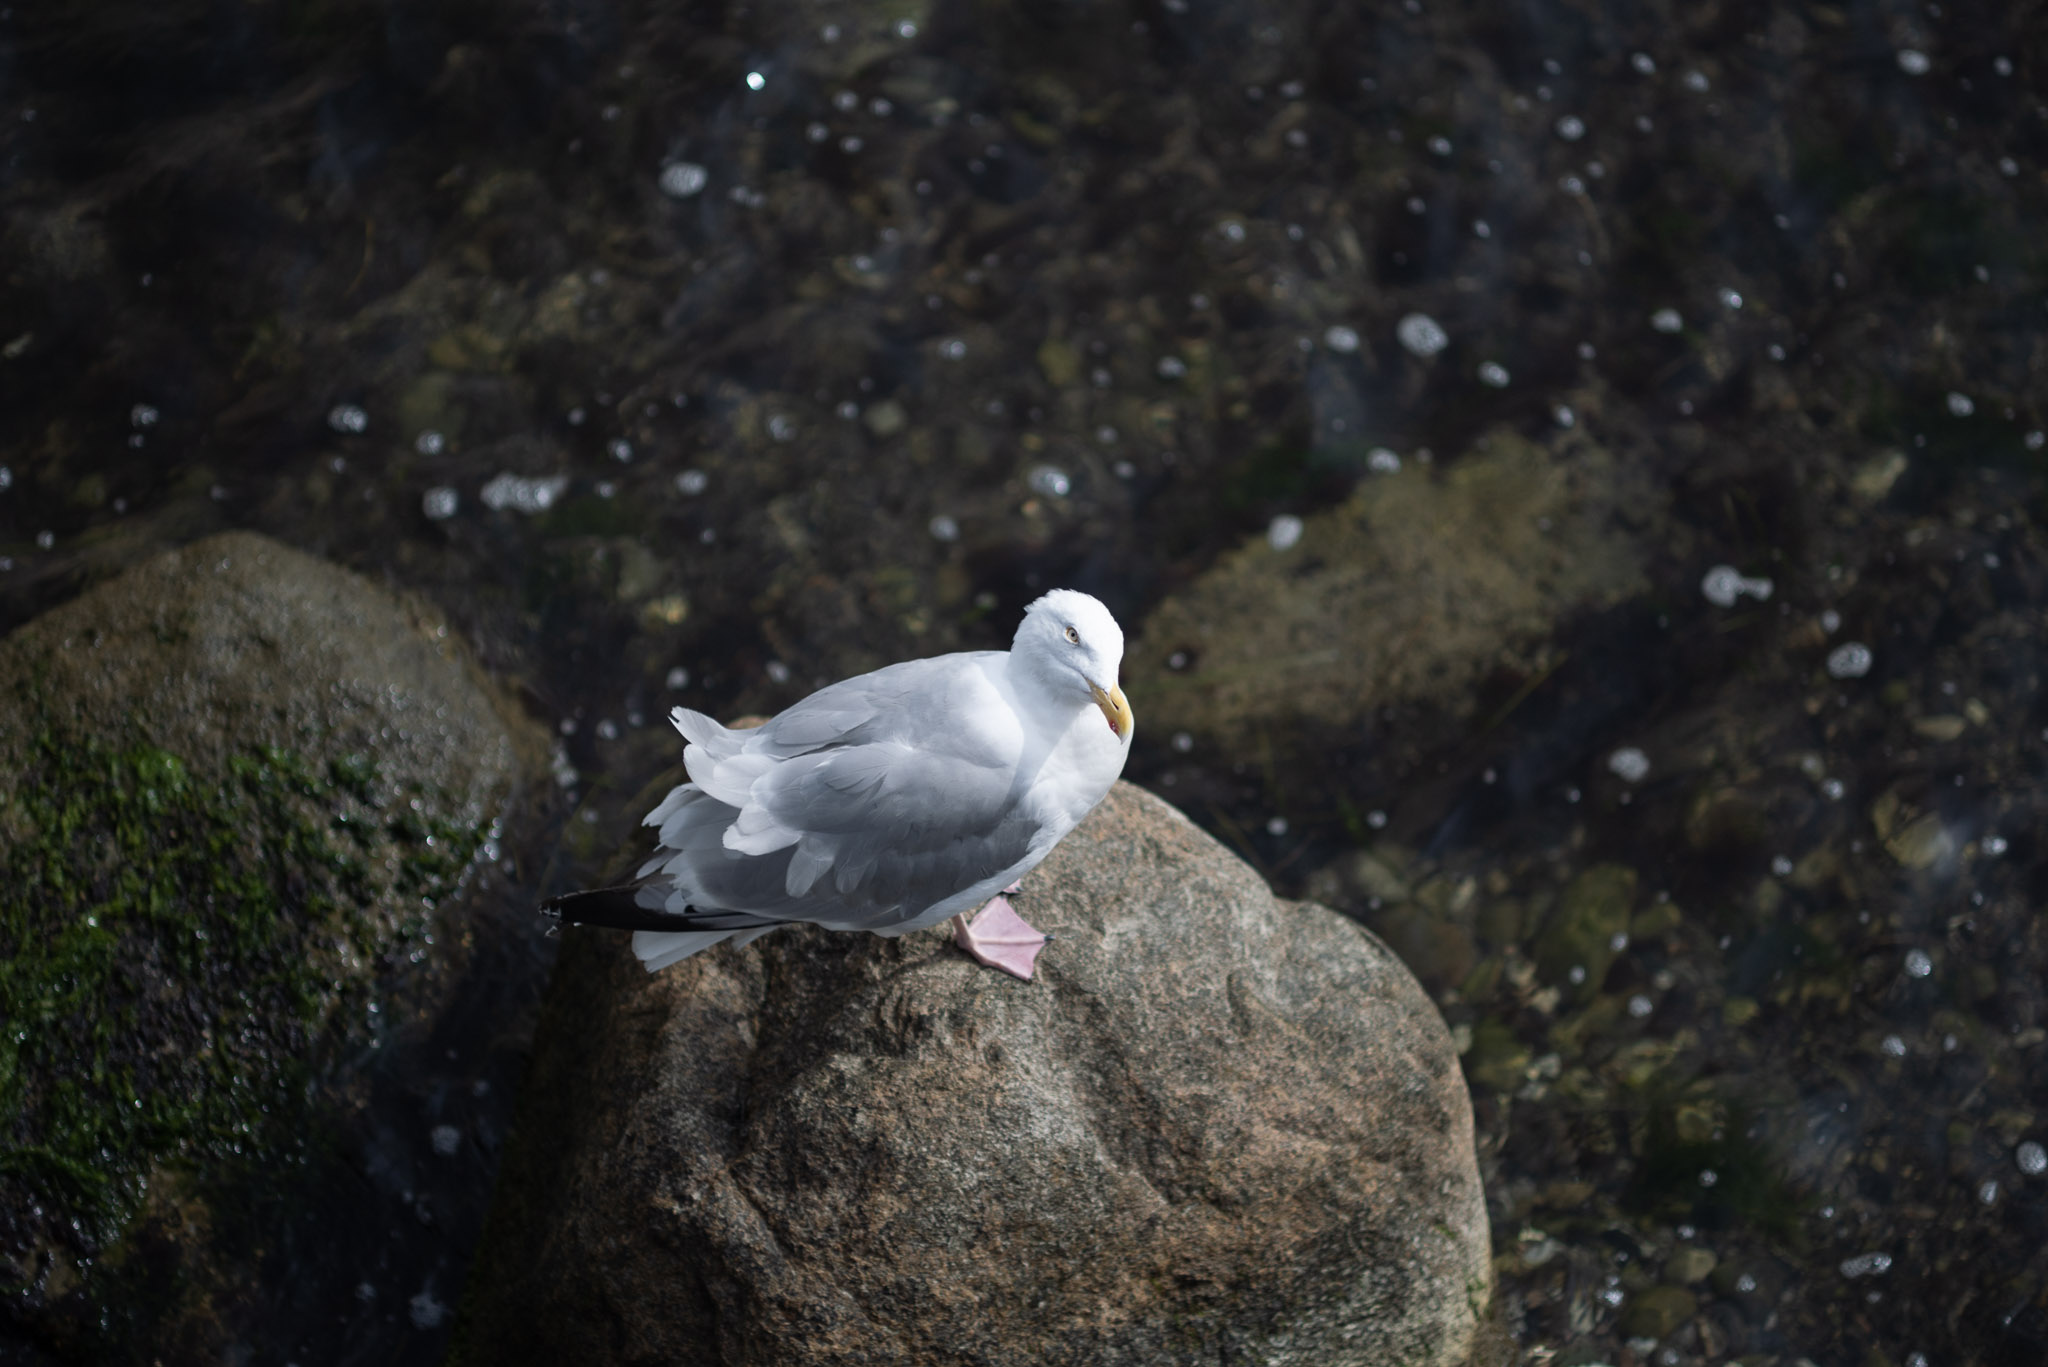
4;0;2047;1363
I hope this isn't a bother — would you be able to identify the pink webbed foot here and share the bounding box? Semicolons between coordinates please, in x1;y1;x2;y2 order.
951;892;1048;981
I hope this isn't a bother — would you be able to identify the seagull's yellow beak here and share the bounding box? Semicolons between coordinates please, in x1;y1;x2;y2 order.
1089;680;1133;740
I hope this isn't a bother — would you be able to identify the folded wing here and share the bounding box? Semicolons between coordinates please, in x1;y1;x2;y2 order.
638;654;1038;932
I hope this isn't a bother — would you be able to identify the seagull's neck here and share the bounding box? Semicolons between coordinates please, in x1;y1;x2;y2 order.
1002;647;1087;730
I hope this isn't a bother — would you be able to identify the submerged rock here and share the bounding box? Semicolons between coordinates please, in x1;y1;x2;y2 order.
0;531;540;1360
460;782;1491;1366
1126;427;1653;763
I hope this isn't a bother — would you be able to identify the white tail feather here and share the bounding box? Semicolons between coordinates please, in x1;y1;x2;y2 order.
632;924;778;972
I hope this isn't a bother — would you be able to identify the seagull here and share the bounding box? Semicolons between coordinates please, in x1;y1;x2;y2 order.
541;589;1134;981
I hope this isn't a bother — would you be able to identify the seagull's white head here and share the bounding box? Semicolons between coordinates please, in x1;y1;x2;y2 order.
1014;589;1132;740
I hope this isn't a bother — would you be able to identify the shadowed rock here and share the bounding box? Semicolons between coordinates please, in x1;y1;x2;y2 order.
0;531;543;1362
460;782;1491;1366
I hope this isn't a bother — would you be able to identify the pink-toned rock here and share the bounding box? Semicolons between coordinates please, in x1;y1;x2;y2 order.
460;782;1490;1366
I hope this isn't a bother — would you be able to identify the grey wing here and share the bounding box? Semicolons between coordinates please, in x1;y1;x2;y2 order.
640;656;1040;931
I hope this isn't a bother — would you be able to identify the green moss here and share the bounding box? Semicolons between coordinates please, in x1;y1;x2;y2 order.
0;720;483;1263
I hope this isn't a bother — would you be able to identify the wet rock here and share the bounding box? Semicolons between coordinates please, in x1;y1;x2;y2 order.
1665;1246;1718;1286
1127;428;1653;761
1533;865;1638;1005
0;531;541;1359
1619;1284;1697;1339
460;783;1490;1366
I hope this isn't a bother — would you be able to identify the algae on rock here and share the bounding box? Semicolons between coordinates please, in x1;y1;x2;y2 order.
0;532;539;1359
1126;427;1656;760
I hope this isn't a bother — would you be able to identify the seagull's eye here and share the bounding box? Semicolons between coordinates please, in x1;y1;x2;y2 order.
1064;625;1081;645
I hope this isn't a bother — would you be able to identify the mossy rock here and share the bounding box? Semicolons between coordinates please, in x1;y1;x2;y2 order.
0;532;540;1360
1533;865;1639;1005
1124;427;1655;763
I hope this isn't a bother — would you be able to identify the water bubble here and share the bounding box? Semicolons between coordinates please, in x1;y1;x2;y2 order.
665;666;691;690
327;403;369;434
1476;361;1510;388
2017;1141;2047;1175
1554;114;1586;141
744;70;766;91
1905;948;1933;978
1735;1272;1758;1293
1366;447;1401;473
430;1124;461;1156
1266;816;1288;836
1472;218;1491;238
1157;356;1187;379
658;162;709;198
1396;313;1449;357
0;466;11;492
928;514;960;542
1219;219;1246;243
896;19;917;37
1771;855;1793;876
1552;404;1576;428
1826;642;1874;679
2029;431;2046;451
1427;135;1452;155
1718;287;1743;309
421;487;459;521
1629;994;1654;1018
1982;834;2008;857
767;414;797;442
479;472;569;514
1840;1252;1892;1278
1028;465;1071;498
1367;809;1388;829
1650;308;1684;334
1882;1035;1907;1057
1896;49;1931;76
1631;52;1656;75
1821;777;1845;800
409;1291;447;1330
1999;156;2019;177
130;403;159;428
1323;325;1360;353
675;469;708;495
1568;965;1587;985
1171;731;1194;753
1095;425;1119;445
1945;392;1974;417
1681;70;1710;92
415;429;446;456
1820;609;1841;633
1700;564;1774;606
1608;747;1651;783
938;337;967;360
1979;1179;2000;1205
1267;514;1304;551
36;530;55;550
1698;1169;1718;1187
609;438;634;462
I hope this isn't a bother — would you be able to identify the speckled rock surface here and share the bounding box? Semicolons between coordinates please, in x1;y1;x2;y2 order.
460;781;1490;1366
